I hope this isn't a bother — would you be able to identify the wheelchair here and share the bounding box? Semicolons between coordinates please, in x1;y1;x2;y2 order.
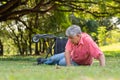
32;34;67;58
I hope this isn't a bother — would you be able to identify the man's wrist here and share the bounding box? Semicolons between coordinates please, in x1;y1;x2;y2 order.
67;63;72;66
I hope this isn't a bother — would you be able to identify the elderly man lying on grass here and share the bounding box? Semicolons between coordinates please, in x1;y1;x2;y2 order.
37;25;105;67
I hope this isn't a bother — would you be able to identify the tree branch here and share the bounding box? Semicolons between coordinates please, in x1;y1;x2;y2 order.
0;0;20;14
0;4;56;21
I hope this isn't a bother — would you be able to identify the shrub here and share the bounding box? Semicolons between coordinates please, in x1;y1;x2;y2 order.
97;26;107;46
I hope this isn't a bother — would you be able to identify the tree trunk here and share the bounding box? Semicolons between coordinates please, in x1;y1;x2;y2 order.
0;40;3;56
35;42;39;55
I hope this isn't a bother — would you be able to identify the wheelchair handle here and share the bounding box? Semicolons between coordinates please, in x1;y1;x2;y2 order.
32;34;56;43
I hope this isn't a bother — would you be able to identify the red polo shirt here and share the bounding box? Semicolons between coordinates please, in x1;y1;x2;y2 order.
65;33;103;65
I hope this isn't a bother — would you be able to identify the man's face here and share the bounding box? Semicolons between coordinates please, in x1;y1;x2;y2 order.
68;34;81;45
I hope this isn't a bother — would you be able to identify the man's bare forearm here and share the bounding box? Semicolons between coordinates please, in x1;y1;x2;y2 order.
98;54;105;66
65;51;71;66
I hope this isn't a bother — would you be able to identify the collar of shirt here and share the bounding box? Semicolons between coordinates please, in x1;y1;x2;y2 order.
78;33;84;46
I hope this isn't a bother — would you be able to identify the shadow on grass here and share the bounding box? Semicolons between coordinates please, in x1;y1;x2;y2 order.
0;55;38;62
0;51;120;62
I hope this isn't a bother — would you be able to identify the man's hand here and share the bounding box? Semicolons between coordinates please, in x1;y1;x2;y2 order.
98;54;105;67
65;50;71;66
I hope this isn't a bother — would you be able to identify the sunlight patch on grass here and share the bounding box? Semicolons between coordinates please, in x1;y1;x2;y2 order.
100;42;120;52
100;42;120;57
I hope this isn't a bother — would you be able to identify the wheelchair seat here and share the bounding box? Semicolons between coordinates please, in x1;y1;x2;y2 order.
54;37;68;54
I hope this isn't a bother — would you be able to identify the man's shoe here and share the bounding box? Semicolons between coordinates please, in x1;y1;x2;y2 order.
37;58;47;65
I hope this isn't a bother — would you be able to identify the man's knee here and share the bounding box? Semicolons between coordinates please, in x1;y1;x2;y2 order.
58;59;66;66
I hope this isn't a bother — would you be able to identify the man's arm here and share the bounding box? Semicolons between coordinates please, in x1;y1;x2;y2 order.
65;50;71;66
98;54;105;66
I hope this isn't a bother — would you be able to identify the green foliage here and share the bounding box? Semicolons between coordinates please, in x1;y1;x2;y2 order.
43;11;70;35
106;30;120;44
98;17;111;27
86;20;99;33
69;13;99;36
0;0;120;56
98;0;106;12
97;26;107;46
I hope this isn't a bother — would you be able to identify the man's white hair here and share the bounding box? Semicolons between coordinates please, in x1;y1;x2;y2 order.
65;25;82;37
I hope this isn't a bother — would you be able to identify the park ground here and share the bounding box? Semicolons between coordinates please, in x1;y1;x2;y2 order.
0;43;120;80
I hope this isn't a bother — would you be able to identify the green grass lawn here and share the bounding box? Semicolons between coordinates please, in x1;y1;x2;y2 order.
0;43;120;80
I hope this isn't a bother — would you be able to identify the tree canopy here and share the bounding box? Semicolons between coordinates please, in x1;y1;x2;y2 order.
0;0;120;55
0;0;120;22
